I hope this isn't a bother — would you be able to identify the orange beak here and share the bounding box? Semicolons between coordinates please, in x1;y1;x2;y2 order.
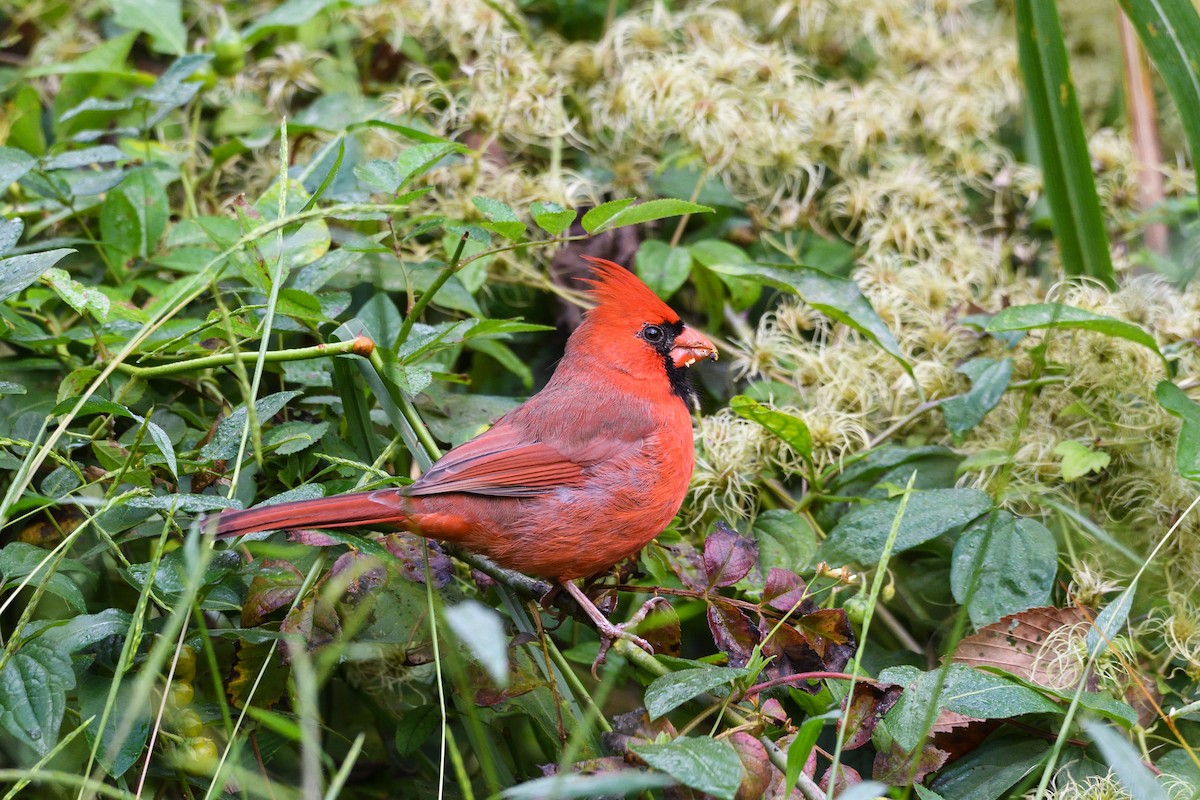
669;325;718;369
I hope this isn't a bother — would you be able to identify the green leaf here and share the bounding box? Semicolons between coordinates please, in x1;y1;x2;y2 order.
0;217;23;256
40;608;133;653
44;268;111;321
630;737;744;800
881;664;1060;752
820;489;993;565
1087;582;1134;659
730;396;812;461
950;512;1057;626
393;143;463;191
444;600;509;687
706;261;910;376
468;338;533;389
265;420;329;455
786;716;823;796
634;241;692;299
1083;719;1168;800
954;449;1012;478
940;358;1013;437
200;390;302;461
472;197;525;241
79;672;150;777
502;772;675;799
1115;0;1200;166
0;147;38;191
530;201;575;236
644;666;749;720
110;0;186;55
1015;0;1114;286
1155;380;1200;481
0;542;89;613
0;636;75;756
987;303;1161;359
0;249;76;302
1054;440;1110;482
582;198;712;234
930;736;1048;800
752;510;818;575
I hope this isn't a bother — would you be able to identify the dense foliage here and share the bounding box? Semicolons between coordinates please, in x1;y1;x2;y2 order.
2;0;1200;798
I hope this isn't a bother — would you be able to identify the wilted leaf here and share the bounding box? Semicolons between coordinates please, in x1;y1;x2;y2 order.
242;559;305;626
381;533;453;587
228;640;289;710
841;681;903;751
329;550;387;599
954;607;1092;691
707;602;759;668
762;568;813;615
280;594;341;657
872;741;949;787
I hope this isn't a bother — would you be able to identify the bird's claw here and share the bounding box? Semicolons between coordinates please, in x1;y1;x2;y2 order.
589;596;669;678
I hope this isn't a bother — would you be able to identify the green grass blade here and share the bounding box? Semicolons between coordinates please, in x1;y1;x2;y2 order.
1016;0;1115;288
1117;0;1200;164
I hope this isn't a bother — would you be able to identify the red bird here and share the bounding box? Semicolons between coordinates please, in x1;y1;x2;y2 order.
213;256;717;656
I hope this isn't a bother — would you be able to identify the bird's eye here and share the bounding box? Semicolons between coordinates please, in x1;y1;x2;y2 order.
642;325;664;343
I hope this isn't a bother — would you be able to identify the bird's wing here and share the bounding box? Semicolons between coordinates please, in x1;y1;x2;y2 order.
405;423;639;498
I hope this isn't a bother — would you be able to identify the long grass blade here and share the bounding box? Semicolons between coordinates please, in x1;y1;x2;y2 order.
1015;0;1115;287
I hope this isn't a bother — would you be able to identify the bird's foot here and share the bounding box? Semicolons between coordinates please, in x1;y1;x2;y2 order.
590;596;669;678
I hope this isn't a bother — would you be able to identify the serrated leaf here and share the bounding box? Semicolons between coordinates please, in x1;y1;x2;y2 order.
0;248;77;302
0;542;88;613
730;395;812;460
706;261;909;376
987;303;1161;359
530;201;575;235
0;637;75;756
644;666;748;720
631;737;743;800
445;600;509;687
881;664;1060;752
820;489;993;566
394;143;463;190
950;512;1057;626
1054;440;1110;482
265;420;329;455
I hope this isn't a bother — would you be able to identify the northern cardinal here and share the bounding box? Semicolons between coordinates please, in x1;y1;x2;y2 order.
212;256;717;660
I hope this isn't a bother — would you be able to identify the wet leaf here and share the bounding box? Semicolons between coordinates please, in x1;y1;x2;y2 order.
707;602;759;668
954;606;1092;691
280;594;341;657
631;736;743;800
841;681;903;751
987;303;1160;358
645;666;749;720
730;395;812;460
762;568;813;615
242;559;305;626
940;358;1013;437
950;511;1057;627
0;636;75;756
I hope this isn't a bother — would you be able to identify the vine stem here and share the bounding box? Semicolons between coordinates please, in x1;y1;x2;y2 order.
396;232;470;346
112;336;375;378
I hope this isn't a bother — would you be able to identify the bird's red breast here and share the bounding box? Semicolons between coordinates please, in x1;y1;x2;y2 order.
214;257;717;580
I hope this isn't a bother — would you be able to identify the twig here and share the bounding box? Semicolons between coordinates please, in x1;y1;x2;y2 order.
112;336;375;378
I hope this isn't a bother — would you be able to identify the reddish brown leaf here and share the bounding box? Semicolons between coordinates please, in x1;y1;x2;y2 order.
819;762;862;794
763;568;814;615
953;606;1093;691
280;594;341;659
329;549;387;599
730;732;772;800
241;559;304;627
795;608;855;671
840;681;903;751
287;529;340;547
640;601;682;659
703;522;759;588
872;741;949;786
760;623;825;687
381;532;453;587
707;600;760;668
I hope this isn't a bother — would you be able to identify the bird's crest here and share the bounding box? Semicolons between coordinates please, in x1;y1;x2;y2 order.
579;256;680;323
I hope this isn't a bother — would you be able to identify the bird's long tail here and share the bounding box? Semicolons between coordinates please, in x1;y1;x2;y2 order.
211;491;407;539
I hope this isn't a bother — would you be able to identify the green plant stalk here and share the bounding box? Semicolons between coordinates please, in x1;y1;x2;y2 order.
826;473;916;792
112;336;375;378
1;718;96;800
395;232;470;347
1015;0;1114;287
0;770;134;800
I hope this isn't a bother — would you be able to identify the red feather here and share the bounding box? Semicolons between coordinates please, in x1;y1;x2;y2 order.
211;258;715;580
